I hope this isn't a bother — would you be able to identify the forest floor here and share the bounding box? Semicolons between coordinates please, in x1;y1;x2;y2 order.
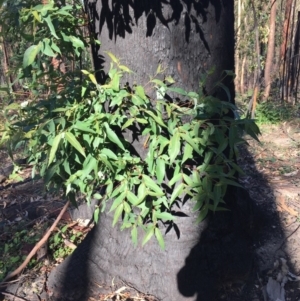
0;121;300;301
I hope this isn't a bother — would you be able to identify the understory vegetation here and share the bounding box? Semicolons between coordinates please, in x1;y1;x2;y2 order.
0;1;259;251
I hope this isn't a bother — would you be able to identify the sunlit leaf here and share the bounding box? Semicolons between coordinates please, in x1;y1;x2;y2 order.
48;133;62;166
94;207;100;223
65;132;86;157
131;226;138;247
105;51;119;64
142;225;154;246
155;228;165;250
104;123;125;150
170;182;185;204
112;204;124;226
23;44;41;68
142;175;164;196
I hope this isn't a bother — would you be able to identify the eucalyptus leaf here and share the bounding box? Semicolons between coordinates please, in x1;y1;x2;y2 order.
112;204;124;226
65;132;86;158
155;228;165;250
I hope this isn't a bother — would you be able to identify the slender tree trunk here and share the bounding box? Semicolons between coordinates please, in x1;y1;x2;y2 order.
235;0;242;94
46;2;254;301
0;25;16;92
280;0;293;101
293;11;300;102
285;0;296;103
263;0;277;100
241;55;246;95
248;0;261;118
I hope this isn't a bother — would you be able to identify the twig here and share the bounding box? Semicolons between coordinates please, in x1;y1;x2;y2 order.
1;201;70;283
0;291;29;301
276;223;300;252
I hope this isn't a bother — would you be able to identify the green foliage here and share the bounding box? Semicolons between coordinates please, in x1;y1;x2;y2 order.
49;224;84;262
255;101;296;124
0;0;260;249
0;222;47;281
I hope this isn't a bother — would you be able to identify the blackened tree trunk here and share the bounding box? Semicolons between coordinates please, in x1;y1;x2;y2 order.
47;1;254;301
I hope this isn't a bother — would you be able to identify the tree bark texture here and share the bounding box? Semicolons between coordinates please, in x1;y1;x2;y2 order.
263;0;277;100
86;0;235;102
45;1;258;301
235;0;242;94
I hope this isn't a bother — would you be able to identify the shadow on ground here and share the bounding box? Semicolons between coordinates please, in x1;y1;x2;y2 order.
44;142;298;301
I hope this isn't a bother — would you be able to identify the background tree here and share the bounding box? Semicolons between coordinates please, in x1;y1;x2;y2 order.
263;0;277;100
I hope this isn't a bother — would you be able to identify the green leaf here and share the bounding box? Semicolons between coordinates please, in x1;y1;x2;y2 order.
93;193;102;200
101;148;118;160
142;226;155;246
137;183;147;202
23;44;41;68
156;158;165;184
170;182;185;204
94;207;100;223
155;211;175;221
167;87;187;96
144;110;166;128
119;65;132;73
123;201;131;213
182;174;193;186
65;132;86;157
122;118;135;130
131;226;138;247
44;15;59;39
105;51;119;64
110;191;126;212
182;142;193;163
69;36;85;50
127;191;140;206
44;160;60;184
32;11;41;22
104;123;125;150
216;139;228;155
196;205;209;223
220;178;243;188
165;76;175;84
73;121;96;133
193;194;206;212
42;40;55;57
48;133;62;166
112;203;124;226
89;73;98;85
135;86;147;101
179;132;202;155
168;172;182;187
168;129;181;163
213;184;222;211
142;175;164;196
155;228;165;250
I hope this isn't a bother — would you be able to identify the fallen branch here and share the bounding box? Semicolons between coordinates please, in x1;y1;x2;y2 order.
1;201;70;283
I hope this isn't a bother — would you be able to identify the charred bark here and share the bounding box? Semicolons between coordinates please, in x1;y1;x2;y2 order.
45;1;257;301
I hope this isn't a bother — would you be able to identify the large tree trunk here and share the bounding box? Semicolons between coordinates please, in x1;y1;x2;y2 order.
46;1;255;300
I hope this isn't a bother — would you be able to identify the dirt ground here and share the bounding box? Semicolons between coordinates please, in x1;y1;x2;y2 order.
0;122;300;301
